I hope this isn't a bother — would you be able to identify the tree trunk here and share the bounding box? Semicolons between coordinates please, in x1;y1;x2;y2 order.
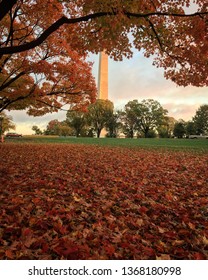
97;128;102;138
144;128;149;138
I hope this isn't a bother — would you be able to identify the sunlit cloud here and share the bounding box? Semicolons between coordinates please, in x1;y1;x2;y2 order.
106;54;207;122
164;103;200;121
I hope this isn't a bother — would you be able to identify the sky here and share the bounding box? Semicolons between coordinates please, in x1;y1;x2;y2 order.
7;50;208;135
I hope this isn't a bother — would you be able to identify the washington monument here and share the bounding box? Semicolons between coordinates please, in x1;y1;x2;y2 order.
98;51;108;100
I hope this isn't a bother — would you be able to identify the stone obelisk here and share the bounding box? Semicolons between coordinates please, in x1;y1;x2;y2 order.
98;51;108;100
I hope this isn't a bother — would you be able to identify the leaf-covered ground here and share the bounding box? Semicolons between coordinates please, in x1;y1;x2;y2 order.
0;143;208;260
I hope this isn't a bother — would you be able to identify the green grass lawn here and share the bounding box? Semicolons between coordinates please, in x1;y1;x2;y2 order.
4;136;208;152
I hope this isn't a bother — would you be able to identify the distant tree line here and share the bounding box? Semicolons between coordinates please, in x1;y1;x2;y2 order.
31;100;208;139
173;104;208;138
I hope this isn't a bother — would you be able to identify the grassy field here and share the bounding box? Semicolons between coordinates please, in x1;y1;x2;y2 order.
4;135;208;152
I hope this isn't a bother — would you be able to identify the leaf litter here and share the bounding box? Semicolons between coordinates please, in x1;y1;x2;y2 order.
0;143;207;259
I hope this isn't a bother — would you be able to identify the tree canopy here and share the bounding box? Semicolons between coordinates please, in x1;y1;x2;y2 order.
0;112;15;134
87;99;114;138
66;111;87;137
36;100;208;138
173;120;186;138
122;99;168;138
0;0;207;87
0;0;97;115
192;105;208;134
0;47;96;114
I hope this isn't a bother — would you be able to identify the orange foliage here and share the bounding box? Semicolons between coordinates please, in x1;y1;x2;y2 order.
0;1;97;114
0;0;207;87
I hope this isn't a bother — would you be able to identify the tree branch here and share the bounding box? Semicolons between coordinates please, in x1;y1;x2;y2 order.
0;83;37;112
0;10;207;55
0;55;13;73
125;11;208;19
0;0;18;21
0;71;26;91
0;12;109;55
36;99;69;112
145;18;164;51
46;90;82;96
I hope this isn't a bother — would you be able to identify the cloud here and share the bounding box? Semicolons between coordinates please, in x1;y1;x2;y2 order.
164;103;199;121
105;53;207;121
